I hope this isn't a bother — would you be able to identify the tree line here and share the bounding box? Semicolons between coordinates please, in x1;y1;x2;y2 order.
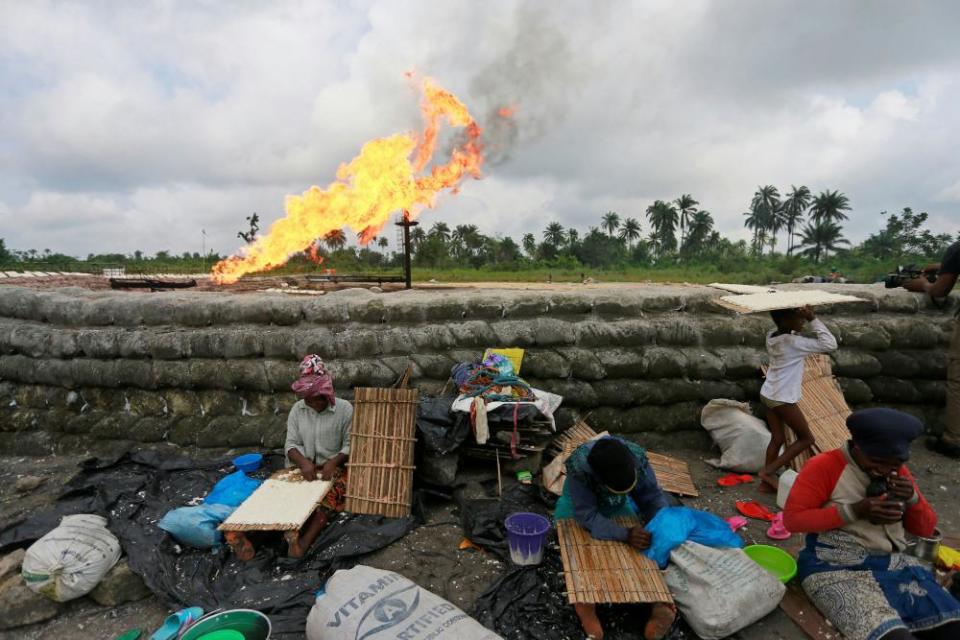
1;186;956;281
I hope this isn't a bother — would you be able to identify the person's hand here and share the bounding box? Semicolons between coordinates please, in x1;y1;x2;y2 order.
903;277;929;293
320;459;340;481
299;460;318;482
627;526;652;550
853;495;904;525
799;305;816;321
886;472;915;502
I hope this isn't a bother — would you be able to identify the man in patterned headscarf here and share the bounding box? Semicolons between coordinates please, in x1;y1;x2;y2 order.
285;354;353;557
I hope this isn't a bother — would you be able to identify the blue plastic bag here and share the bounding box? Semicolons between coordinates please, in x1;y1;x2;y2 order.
158;504;236;549
643;506;743;568
203;470;261;507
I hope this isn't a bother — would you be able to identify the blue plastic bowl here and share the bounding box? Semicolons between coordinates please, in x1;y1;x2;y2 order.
232;453;263;474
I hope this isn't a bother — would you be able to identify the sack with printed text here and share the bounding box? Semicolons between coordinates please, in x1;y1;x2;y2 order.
306;564;502;640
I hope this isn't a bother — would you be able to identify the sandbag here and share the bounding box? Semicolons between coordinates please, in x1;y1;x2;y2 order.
21;514;121;602
700;399;771;472
158;503;236;549
306;564;503;640
665;541;785;639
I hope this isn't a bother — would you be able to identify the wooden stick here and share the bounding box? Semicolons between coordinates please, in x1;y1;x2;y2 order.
496;450;502;497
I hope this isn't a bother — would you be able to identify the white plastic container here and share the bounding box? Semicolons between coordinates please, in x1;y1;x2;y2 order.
776;469;798;509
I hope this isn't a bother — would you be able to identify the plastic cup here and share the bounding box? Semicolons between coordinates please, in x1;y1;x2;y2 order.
504;512;550;566
232;453;263;474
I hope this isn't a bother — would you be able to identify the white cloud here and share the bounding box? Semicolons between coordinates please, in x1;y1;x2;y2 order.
1;0;958;259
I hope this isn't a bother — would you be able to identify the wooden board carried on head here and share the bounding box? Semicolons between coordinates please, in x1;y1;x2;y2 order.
708;283;777;295
219;468;333;532
557;517;673;605
344;387;419;519
714;289;866;314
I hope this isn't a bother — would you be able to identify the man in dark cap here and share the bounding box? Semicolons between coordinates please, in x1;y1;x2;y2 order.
785;408;960;640
555;436;674;640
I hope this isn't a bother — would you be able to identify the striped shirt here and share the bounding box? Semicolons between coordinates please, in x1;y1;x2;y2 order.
284;399;353;465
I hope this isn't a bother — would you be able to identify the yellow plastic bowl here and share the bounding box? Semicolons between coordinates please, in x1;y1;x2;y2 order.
744;544;798;583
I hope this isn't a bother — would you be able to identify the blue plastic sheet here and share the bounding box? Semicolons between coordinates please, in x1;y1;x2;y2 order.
158;503;236;549
644;506;743;568
203;470;261;507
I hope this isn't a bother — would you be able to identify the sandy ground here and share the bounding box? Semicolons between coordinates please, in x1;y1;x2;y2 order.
1;440;957;640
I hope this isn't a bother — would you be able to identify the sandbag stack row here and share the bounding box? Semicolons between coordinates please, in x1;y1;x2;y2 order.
0;284;954;454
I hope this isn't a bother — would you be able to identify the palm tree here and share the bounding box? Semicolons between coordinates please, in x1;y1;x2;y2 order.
748;185;782;254
429;221;451;243
781;185;811;255
377;237;389;254
674;194;699;248
521;233;537;258
567;228;580;247
324;229;347;251
544;222;566;247
601;211;621;237
645;200;679;257
797;221;850;264
683;210;714;254
743;204;768;257
618;217;642;247
809;190;850;225
411;226;427;251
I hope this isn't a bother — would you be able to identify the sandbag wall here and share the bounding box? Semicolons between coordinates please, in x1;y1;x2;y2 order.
0;284;954;455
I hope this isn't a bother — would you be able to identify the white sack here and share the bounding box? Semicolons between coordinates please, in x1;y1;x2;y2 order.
665;542;785;640
21;514;122;602
307;564;502;640
700;399;771;472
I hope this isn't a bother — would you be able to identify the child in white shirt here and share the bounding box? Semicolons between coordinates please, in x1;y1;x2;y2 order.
759;305;838;491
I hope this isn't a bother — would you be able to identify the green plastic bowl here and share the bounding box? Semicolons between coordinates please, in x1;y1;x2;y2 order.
744;544;798;583
178;610;271;640
197;632;245;640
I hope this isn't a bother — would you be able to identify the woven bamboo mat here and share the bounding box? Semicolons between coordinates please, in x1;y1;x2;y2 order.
345;387;418;518
765;354;851;470
219;469;332;532
557;517;673;605
715;289;865;314
548;421;699;497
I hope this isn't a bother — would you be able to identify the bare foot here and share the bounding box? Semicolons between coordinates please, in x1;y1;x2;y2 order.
574;603;604;639
644;602;676;640
285;531;304;559
758;471;779;493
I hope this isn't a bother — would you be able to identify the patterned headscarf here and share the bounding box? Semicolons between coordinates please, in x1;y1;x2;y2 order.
291;354;336;405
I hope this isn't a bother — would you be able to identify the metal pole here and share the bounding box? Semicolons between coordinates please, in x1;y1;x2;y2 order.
395;211;418;290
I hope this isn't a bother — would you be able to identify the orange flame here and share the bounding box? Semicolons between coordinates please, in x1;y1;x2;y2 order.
212;76;483;283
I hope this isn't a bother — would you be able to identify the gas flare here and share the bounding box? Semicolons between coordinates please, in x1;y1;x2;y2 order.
212;76;483;283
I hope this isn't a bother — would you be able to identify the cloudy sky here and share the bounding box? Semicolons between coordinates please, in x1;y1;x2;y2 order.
2;0;959;259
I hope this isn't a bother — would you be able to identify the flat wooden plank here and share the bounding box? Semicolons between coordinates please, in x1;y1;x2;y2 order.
779;582;835;640
708;283;776;295
715;289;866;314
220;470;332;532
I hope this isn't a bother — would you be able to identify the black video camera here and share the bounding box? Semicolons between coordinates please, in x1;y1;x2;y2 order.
884;264;937;289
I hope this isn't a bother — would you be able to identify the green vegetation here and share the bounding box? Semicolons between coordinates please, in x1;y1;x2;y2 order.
1;188;956;285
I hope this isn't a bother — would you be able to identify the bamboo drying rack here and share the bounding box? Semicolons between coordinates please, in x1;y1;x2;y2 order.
549;420;699;497
764;354;851;470
344;387;419;518
557;517;673;605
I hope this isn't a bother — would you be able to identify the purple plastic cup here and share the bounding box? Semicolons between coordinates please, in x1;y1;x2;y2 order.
505;512;550;566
